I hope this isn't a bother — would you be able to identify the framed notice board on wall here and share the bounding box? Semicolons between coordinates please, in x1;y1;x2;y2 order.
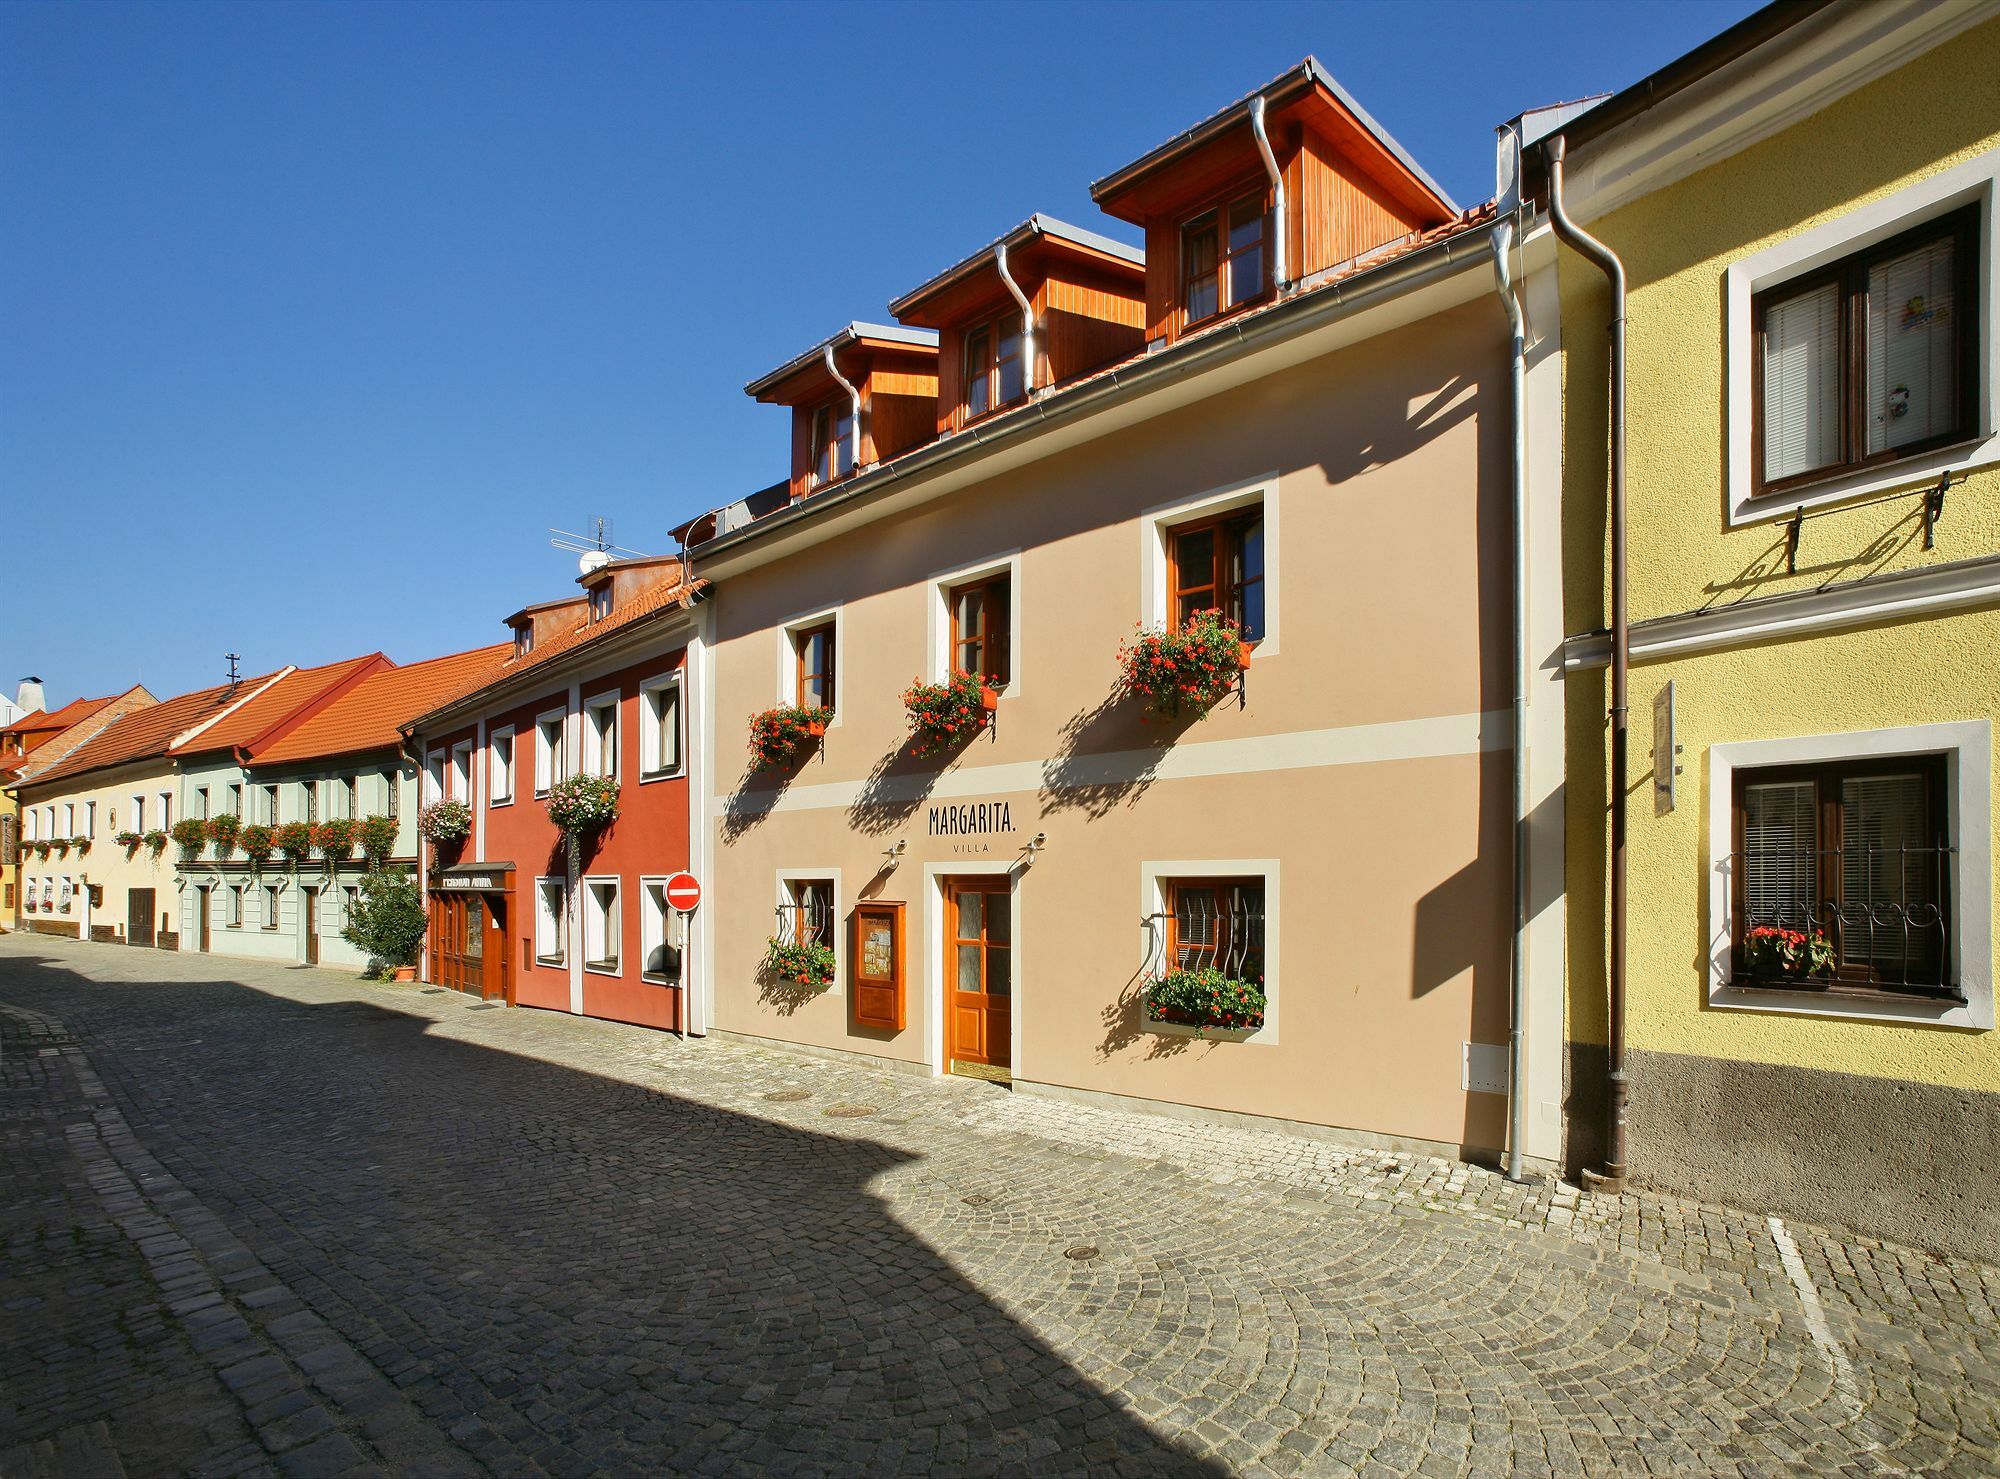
851;901;906;1031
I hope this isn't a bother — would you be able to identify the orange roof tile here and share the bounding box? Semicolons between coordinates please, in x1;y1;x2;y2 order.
0;694;114;745
255;644;513;765
409;575;705;732
20;675;282;790
172;654;389;759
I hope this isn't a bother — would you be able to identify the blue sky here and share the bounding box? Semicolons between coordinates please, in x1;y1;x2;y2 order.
1;0;1761;706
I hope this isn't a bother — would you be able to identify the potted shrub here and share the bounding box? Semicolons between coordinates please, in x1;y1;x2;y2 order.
416;799;472;862
341;869;426;981
900;670;1000;758
238;823;275;869
748;705;833;771
169;818;208;861
143;830;169;857
115;830;143;855
206;813;241;858
762;933;837;988
1117;607;1252;720
358;814;398;869
1741;924;1835;981
275;821;314;866
312;817;358;862
1143;965;1267;1036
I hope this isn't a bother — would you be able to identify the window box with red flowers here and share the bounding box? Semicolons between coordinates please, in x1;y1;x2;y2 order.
1143;965;1267;1036
143;830;169;857
170;818;208;862
762;935;837;989
206;814;240;859
358;815;398;869
748;706;833;771
275;821;314;866
900;670;999;758
313;818;358;863
1739;924;1835;983
238;824;275;870
31;841;50;860
1118;607;1252;720
115;830;143;854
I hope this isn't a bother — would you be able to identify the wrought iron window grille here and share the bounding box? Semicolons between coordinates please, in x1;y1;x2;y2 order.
1143;888;1266;980
1733;841;1962;1001
775;897;834;948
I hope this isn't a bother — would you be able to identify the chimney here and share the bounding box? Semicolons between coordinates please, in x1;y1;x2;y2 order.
15;677;45;715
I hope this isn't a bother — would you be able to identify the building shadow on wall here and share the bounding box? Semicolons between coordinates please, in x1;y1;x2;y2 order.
0;949;1223;1477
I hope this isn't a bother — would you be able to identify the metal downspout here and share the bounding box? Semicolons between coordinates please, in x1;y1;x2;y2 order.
1545;134;1630;1191
1248;97;1288;287
823;342;863;472
1490;213;1532;1185
995;241;1036;395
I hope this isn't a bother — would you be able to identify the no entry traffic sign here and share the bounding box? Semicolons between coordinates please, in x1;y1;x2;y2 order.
664;871;702;912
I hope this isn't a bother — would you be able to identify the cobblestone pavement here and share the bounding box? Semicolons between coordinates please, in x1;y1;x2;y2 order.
2;934;1997;1477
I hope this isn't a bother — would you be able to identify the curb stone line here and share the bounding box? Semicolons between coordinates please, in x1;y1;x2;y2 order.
1768;1213;1901;1476
0;1004;477;1479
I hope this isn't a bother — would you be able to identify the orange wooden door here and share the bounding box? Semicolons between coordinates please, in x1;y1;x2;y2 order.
945;878;1012;1071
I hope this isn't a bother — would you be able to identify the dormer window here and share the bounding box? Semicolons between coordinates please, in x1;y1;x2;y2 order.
811;400;856;486
963;314;1026;420
514;625;533;659
589;585;612;622
1182;191;1270;326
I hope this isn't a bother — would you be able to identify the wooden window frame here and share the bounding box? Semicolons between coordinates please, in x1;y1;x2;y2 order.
947;571;1011;687
1730;754;1953;996
263;885;281;932
1163;876;1266;979
961;309;1027;423
786;878;835;949
811;399;856;488
1751;205;1979;499
794;622;837;713
1167;503;1265;640
639;674;683;779
1180;185;1272;331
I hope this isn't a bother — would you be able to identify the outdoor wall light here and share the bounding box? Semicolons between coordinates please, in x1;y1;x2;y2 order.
1024;832;1047;860
884;839;907;868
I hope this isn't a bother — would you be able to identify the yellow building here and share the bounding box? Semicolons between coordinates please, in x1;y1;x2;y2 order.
1521;0;2000;1257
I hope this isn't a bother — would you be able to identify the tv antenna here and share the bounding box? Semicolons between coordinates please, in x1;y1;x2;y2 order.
224;653;243;692
551;517;648;576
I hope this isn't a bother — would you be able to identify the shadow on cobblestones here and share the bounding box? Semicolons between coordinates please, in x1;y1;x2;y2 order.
1;949;1220;1476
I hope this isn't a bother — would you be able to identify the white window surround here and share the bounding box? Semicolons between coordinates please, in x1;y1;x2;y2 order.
450;742;473;804
1139;858;1282;1044
62;803;74;835
423;753;444;805
24;808;36;841
776;605;844;725
926;550;1025;697
158;791;173;828
582;691;620;780
582;875;621;975
488;727;516;806
534;876;567;964
638;673;684;782
775;868;843;995
1706;720;1991;1029
1139;471;1280;657
83;801;95;839
638;875;686;983
1726;145;2000;525
534;707;568;796
130;795;145;832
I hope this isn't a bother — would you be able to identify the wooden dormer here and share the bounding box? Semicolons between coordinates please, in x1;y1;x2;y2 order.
1091;59;1456;347
888;215;1146;437
745;323;940;501
578;553;686;621
504;596;588;659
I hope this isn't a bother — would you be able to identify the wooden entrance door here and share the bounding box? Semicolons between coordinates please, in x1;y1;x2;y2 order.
945;877;1012;1077
303;889;319;965
128;888;155;948
198;889;211;953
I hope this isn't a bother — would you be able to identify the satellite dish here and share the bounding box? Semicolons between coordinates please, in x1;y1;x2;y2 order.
578;550;612;575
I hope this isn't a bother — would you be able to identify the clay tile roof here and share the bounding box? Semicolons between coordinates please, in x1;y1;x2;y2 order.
172;655;388;759
254;644;513;766
409;575;707;731
21;675;282;790
0;694;114;742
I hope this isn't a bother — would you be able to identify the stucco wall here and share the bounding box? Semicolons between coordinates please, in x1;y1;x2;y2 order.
16;761;182;943
1560;18;2000;1110
707;293;1526;1155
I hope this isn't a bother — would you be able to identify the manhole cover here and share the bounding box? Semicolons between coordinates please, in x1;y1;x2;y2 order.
961;1193;993;1206
824;1104;877;1118
764;1089;811;1103
1063;1245;1100;1262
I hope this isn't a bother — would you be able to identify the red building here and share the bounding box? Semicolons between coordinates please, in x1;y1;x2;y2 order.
405;555;705;1034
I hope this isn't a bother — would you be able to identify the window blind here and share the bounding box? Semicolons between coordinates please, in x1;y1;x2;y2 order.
1762;283;1841;482
1866;237;1958;454
1840;772;1934;963
1743;780;1817;925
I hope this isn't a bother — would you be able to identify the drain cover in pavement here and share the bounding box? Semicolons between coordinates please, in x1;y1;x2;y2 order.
961;1193;993;1206
1063;1245;1100;1262
823;1104;877;1118
763;1089;812;1102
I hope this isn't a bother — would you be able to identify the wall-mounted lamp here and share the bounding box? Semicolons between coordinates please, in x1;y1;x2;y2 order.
1023;832;1047;861
884;839;907;869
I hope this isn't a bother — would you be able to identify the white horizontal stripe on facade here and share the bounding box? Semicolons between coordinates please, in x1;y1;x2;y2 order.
723;709;1511;821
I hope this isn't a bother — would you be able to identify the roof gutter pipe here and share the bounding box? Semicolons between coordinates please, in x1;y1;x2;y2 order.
823;342;863;472
1489;205;1532;1186
1545;133;1630;1192
995;240;1037;394
1248;96;1288;288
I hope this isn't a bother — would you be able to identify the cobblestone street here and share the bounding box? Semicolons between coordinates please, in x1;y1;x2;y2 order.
1;934;1996;1477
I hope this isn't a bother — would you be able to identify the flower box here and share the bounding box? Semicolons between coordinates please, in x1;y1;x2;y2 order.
143;830;169;857
545;774;620;841
763;935;837;988
1740;924;1834;981
1118;607;1249;720
206;814;241;858
901;670;998;758
170;818;209;861
1143;966;1267;1036
312;818;358;861
274;822;315;865
238;824;275;867
748;706;834;771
